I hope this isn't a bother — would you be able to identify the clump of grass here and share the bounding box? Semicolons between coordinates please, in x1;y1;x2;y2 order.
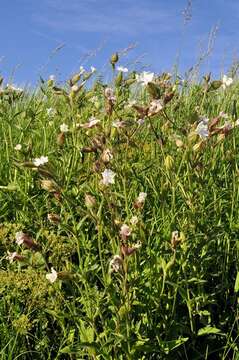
0;55;239;359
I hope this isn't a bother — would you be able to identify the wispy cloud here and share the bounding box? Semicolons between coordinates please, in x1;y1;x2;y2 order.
32;0;180;36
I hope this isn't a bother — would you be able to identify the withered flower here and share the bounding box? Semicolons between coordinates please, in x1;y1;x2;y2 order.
15;231;40;251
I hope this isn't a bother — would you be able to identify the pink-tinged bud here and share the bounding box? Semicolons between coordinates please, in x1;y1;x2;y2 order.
171;231;180;250
53;191;62;202
120;241;142;257
15;231;40;251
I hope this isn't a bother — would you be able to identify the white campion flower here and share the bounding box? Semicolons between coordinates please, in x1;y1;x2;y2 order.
14;144;22;151
15;231;26;245
105;87;116;102
195;117;209;139
119;224;131;239
60;123;69;133
109;255;123;273
116;66;129;73
219;111;229;119
148;99;163;116
79;117;100;129
137;192;147;203
137;119;145;126
46;108;56;117
79;66;85;75
6;251;25;263
46;267;58;283
33;156;48;167
222;75;233;90
112;120;127;128
101;169;116;185
90;66;96;73
130;216;139;225
6;84;23;92
125;99;137;109
135;71;154;86
6;251;18;263
49;75;55;81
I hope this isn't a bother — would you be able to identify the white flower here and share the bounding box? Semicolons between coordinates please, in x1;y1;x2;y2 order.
101;169;116;185
14;144;22;151
33;156;48;167
15;231;25;245
79;66;85;75
222;75;233;89
196;118;209;139
112;120;126;128
125;99;137;109
60;123;69;133
90;96;98;103
135;71;154;86
6;84;23;92
137;119;145;125
137;192;147;203
119;224;131;239
46;107;56;117
79;117;100;129
46;267;58;283
104;87;116;102
109;255;123;273
219;111;228;119
71;84;79;92
117;66;128;73
49;75;55;81
130;216;139;225
6;251;18;263
148;99;163;115
91;66;96;73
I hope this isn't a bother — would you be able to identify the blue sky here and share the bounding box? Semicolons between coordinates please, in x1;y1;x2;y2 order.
1;0;239;86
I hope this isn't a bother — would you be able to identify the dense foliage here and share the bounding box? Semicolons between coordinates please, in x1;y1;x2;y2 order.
0;62;239;359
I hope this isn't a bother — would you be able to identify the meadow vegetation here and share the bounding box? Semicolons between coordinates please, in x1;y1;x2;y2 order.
0;55;239;359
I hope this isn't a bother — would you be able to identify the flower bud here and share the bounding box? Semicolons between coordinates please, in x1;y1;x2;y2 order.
40;179;57;192
164;155;174;171
57;132;65;146
85;194;96;208
110;52;119;68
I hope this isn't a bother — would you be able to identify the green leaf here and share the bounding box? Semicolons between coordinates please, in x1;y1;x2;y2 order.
197;326;221;336
161;337;189;354
234;272;239;293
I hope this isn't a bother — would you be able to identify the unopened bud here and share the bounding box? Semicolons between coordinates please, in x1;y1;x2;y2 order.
110;52;119;68
57;132;65;146
40;179;57;192
85;194;96;208
164;155;174;170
